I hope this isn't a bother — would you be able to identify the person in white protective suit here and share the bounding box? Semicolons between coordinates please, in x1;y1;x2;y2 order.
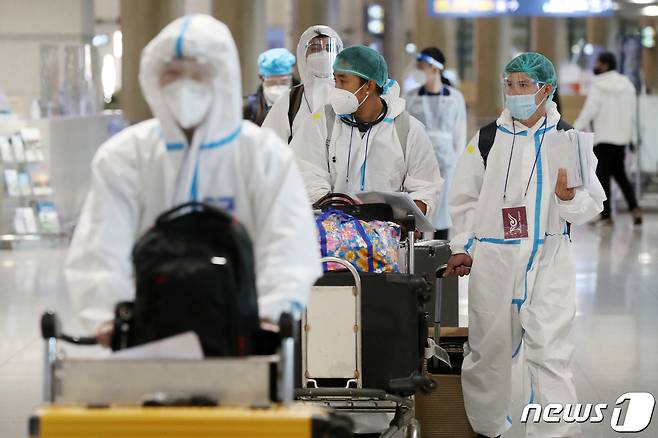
290;45;442;216
65;14;322;343
404;47;467;239
262;25;343;144
444;52;605;438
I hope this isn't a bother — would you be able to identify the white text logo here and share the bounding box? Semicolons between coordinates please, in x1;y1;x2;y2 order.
520;392;655;433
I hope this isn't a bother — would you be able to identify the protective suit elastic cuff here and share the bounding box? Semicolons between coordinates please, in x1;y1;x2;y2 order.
556;190;585;206
556;194;575;205
449;245;470;256
450;235;475;256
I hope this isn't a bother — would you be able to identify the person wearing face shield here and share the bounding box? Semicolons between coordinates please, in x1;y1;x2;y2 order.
290;45;442;217
444;53;605;438
262;25;343;144
243;48;297;126
404;47;467;240
65;15;322;344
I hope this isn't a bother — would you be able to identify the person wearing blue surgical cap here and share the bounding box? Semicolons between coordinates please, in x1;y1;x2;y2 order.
243;48;297;126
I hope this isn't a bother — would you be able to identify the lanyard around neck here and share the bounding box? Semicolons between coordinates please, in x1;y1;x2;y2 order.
346;124;373;191
502;116;548;201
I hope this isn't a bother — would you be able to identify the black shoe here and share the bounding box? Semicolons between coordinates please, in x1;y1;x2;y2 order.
632;208;643;226
477;435;500;438
594;216;614;227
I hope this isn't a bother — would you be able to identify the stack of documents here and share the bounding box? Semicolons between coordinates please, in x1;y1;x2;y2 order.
545;129;595;190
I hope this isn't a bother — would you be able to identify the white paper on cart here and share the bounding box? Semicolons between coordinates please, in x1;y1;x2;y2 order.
355;190;435;232
109;331;204;360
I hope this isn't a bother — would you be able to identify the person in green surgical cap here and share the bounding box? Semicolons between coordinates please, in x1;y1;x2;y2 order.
290;45;443;217
445;52;606;438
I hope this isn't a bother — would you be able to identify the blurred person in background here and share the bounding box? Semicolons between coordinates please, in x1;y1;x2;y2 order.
262;25;343;144
405;47;467;240
243;48;296;126
575;51;642;226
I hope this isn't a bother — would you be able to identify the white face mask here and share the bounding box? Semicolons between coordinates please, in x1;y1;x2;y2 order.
329;82;369;116
306;52;334;78
162;78;213;129
263;85;289;106
408;68;427;86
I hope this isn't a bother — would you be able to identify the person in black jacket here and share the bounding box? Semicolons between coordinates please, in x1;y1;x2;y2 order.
243;48;296;126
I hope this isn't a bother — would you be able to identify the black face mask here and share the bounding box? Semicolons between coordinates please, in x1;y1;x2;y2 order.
593;67;604;75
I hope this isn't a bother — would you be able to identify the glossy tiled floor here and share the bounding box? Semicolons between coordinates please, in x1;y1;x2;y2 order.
0;214;657;437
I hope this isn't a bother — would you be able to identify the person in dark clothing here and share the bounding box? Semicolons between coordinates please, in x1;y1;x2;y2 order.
243;48;296;126
574;51;642;226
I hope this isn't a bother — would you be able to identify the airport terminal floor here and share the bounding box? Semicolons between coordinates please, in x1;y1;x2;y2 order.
1;211;657;437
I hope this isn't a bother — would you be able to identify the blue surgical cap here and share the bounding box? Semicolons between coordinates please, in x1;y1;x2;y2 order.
258;48;296;77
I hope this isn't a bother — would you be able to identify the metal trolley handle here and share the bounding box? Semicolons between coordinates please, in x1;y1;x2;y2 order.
319;257;362;295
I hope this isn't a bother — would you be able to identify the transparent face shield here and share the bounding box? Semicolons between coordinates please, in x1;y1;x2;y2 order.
262;74;293;88
305;35;340;79
502;75;543;96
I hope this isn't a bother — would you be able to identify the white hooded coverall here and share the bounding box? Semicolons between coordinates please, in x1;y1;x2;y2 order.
405;84;467;230
450;102;605;437
65;15;322;330
290;93;443;217
261;25;343;143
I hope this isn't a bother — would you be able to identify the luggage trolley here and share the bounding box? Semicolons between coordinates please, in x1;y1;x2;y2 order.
303;194;455;437
31;311;354;438
299;241;444;434
297;258;427;438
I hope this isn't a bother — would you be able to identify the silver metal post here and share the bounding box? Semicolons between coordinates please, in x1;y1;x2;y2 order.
408;230;415;275
279;337;295;404
43;337;57;403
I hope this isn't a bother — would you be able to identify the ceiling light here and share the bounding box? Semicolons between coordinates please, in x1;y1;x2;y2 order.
642;5;658;15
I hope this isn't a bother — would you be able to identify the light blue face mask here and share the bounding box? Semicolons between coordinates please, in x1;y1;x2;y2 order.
505;85;546;120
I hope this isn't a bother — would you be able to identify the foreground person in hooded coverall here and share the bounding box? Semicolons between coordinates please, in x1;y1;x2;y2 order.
65;15;322;340
445;53;605;437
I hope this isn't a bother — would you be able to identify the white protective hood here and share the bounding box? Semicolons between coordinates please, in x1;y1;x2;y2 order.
296;25;343;110
139;15;243;202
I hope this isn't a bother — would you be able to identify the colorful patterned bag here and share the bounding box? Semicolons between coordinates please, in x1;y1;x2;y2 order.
316;209;401;273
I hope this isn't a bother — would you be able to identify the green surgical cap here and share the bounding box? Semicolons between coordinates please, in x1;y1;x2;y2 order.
504;52;557;90
333;45;389;88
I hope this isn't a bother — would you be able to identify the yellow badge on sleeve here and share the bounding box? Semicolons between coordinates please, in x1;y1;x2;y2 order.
466;144;475;154
311;113;321;120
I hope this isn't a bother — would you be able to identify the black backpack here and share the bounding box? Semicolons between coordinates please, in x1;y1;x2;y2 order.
287;84;305;143
128;202;260;357
477;119;573;167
